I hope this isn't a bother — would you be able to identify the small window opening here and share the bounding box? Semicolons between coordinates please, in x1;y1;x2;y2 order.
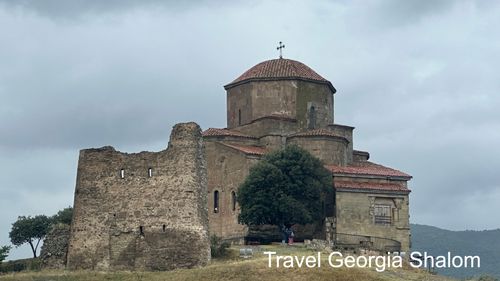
238;109;242;126
139;226;144;236
148;168;153;178
231;191;237;211
162;224;166;232
120;169;125;179
214;190;219;213
308;106;317;129
374;205;392;225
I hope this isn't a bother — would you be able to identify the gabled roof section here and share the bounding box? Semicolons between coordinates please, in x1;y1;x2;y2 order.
202;128;256;139
290;128;346;139
220;143;266;156
224;59;336;93
325;161;412;179
334;181;410;193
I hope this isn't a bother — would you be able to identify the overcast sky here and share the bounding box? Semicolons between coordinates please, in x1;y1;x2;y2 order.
1;0;499;260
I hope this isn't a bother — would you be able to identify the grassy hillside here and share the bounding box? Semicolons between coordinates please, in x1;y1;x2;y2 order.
0;244;455;281
411;224;500;279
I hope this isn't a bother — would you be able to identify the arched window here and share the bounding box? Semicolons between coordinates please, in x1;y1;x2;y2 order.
148;168;153;178
308;106;317;129
231;191;237;211
214;190;219;213
120;169;125;179
238;109;242;126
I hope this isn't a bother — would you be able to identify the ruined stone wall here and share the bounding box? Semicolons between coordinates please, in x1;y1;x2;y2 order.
287;136;349;166
335;190;410;252
205;141;259;240
40;224;70;269
67;122;210;271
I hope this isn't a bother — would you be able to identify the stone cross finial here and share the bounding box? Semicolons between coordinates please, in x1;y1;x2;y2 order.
277;41;285;59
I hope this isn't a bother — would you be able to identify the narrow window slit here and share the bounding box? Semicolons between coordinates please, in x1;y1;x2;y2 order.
214;190;219;213
120;169;125;179
148;168;153;178
231;191;237;211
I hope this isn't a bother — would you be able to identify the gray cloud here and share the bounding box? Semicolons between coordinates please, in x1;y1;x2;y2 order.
0;0;213;18
1;0;499;259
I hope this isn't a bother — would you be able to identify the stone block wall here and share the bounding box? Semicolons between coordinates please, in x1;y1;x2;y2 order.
235;117;298;138
335;189;410;252
227;81;297;128
227;80;334;131
67;122;210;271
328;124;354;164
287;136;349;166
295;81;334;129
205;141;257;240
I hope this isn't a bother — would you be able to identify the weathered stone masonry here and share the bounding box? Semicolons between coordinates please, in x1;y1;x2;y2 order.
67;122;210;271
66;57;413;272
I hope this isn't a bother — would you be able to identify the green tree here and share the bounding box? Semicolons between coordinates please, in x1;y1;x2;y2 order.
237;145;331;228
9;215;52;258
0;245;11;262
51;206;73;225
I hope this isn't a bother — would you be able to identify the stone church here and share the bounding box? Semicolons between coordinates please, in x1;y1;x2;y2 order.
66;56;412;271
204;57;412;252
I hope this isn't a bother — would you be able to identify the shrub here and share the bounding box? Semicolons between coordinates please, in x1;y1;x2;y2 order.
210;235;230;258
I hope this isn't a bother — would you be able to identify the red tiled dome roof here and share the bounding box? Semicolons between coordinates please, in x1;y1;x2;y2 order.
224;59;336;92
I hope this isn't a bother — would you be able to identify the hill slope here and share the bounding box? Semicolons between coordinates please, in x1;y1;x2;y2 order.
0;244;454;281
411;224;500;279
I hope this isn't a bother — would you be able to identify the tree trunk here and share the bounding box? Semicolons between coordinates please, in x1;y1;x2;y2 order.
34;238;41;257
28;240;37;258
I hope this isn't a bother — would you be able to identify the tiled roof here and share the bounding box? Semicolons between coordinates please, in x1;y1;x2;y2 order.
290;129;346;139
334;181;410;193
325;161;412;179
224;59;335;92
202;128;256;139
221;143;266;156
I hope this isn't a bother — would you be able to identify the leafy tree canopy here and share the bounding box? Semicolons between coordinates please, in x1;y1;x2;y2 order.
237;145;331;227
51;206;73;225
9;215;52;258
0;245;11;262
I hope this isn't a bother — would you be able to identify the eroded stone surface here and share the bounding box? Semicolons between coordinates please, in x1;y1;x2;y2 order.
67;122;210;271
40;224;71;269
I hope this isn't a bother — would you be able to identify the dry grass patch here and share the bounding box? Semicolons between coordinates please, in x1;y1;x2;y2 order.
0;244;455;281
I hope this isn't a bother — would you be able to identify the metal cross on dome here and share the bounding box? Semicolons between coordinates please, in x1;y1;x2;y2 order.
277;41;285;59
